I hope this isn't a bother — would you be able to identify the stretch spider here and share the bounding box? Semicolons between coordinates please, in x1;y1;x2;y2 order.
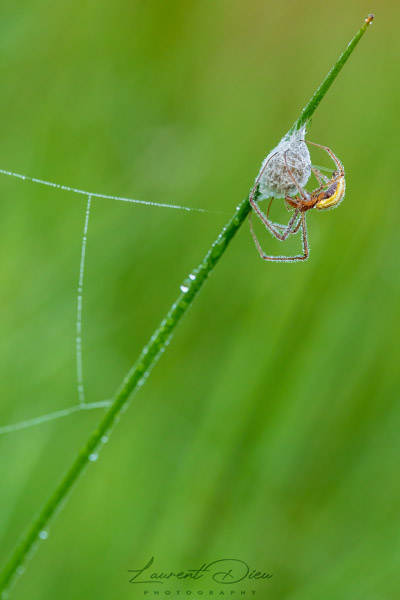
249;141;345;262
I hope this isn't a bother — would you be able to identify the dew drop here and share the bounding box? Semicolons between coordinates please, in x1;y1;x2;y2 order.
189;273;196;281
88;453;98;462
16;566;25;575
39;530;49;540
101;435;108;444
180;284;189;293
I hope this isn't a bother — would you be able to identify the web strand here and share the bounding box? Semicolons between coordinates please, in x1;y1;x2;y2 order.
0;164;226;436
76;195;91;407
0;167;227;214
0;402;112;435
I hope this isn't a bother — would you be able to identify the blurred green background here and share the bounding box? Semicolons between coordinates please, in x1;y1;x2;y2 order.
0;1;399;598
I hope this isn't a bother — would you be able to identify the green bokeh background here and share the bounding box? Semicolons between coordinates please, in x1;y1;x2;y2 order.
0;1;398;598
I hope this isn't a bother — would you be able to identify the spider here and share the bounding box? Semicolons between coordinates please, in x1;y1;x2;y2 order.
249;141;346;261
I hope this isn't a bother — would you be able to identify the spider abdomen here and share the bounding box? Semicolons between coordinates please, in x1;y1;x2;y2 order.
315;175;346;210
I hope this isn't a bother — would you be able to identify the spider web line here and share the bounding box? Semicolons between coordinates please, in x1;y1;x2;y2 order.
0;402;112;435
0;167;227;214
76;195;91;407
312;164;334;173
0;165;226;435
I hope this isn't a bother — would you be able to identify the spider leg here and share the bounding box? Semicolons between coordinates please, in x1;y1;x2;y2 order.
249;150;302;242
249;152;289;241
269;212;302;235
265;196;302;234
266;197;274;219
266;199;292;232
250;199;300;241
249;212;309;262
306;140;345;177
312;167;329;186
283;150;310;201
290;214;303;235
